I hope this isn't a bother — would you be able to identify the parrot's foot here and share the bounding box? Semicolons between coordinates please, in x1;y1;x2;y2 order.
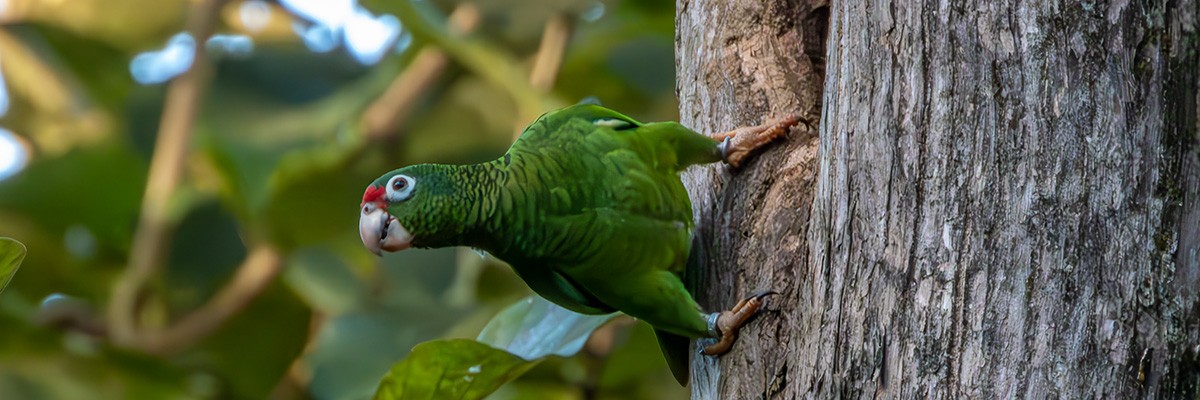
714;115;808;168
702;290;776;356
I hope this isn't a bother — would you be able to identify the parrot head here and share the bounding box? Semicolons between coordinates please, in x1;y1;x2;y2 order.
359;164;477;255
359;163;459;255
359;167;418;255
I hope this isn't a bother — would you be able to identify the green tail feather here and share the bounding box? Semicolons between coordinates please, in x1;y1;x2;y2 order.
655;328;692;386
657;232;713;386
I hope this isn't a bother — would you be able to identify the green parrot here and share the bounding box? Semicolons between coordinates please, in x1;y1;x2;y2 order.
358;104;801;384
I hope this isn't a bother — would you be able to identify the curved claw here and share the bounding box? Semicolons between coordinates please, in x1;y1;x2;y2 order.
746;289;778;299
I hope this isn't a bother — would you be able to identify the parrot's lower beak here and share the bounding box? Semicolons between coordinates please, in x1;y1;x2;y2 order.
359;204;413;255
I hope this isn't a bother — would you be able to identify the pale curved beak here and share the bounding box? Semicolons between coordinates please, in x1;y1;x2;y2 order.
359;203;414;255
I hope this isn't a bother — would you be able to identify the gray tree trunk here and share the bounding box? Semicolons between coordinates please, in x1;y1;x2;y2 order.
677;0;1200;398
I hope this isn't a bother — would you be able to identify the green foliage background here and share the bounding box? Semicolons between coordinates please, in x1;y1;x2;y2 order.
0;0;687;398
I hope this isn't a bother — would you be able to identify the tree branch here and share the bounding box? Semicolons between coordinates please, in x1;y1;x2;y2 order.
138;245;283;356
388;0;545;130
528;13;570;93
107;0;228;347
514;13;572;138
361;4;481;141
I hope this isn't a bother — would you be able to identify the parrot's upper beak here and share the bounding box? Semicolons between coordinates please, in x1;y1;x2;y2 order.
359;202;413;255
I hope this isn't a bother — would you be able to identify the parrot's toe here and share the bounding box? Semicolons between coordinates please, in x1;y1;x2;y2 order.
701;291;774;356
714;114;808;168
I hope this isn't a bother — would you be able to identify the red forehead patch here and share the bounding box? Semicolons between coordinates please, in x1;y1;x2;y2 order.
362;185;386;204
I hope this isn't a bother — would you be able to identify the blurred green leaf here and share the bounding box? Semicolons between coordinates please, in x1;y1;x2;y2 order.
284;247;368;315
0;145;146;251
0;29;78;119
372;296;614;400
301;245;466;400
0;348;195;400
373;339;539;400
259;136;368;250
196;57;396;227
376;248;462;309
164;201;248;311
308;306;460;400
597;322;685;398
22;24;135;112
402;76;517;164
485;380;580;400
477;296;615;360
189;282;311;398
0;26;118;159
2;0;186;51
0;238;26;294
372;0;551;124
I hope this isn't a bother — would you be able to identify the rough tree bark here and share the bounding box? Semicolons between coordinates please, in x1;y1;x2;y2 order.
676;0;827;397
677;0;1199;398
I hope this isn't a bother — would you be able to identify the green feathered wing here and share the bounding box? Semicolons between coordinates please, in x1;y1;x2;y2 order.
482;104;721;384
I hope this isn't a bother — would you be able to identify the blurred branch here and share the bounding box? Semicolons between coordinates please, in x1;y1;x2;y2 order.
35;297;108;338
269;312;326;398
581;316;635;399
528;13;571;93
384;0;546;127
139;245;283;356
107;0;228;348
516;13;572;139
361;5;482;141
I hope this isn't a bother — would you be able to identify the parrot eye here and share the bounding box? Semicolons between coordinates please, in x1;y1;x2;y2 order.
386;175;416;201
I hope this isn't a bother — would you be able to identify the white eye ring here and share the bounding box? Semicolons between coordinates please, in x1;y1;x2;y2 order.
386;175;416;202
